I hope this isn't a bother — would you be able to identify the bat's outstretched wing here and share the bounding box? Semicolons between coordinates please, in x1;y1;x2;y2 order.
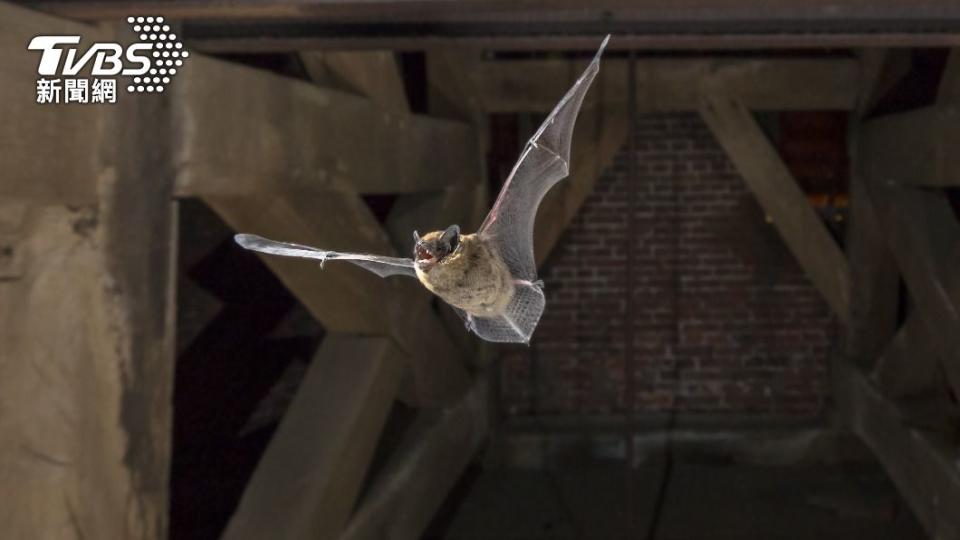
478;35;609;283
235;234;417;279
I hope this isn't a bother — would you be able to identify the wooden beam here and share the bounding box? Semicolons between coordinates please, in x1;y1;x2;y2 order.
340;377;489;540
871;315;943;398
856;48;912;117
938;49;960;105
0;3;105;204
30;0;960;24
173;55;477;197
837;362;960;540
474;58;858;113
699;95;850;321
176;54;473;406
859;105;960;187
863;180;960;396
302;51;411;114
223;334;403;540
203;191;469;405
844;124;899;369
0;17;176;539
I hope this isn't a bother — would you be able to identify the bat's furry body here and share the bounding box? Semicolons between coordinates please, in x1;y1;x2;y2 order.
234;36;610;343
414;232;515;316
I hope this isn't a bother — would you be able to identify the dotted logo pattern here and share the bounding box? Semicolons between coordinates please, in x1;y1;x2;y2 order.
125;16;189;94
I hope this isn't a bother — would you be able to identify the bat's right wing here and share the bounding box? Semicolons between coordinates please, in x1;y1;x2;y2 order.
235;234;417;279
477;35;609;282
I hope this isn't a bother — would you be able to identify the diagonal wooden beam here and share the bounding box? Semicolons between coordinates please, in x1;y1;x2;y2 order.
871;315;943;398
176;55;471;406
339;376;489;540
174;55;476;197
301;51;411;114
937;49;960;105
837;361;960;540
699;95;850;322
844;53;900;368
223;334;404;540
474;58;858;113
862;180;960;396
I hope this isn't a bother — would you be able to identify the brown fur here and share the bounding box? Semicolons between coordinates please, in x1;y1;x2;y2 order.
415;232;514;316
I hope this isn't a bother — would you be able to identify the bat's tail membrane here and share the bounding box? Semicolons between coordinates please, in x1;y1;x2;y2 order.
468;284;545;344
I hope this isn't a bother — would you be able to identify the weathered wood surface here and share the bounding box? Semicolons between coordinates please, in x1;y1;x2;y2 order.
474;58;858;112
340;377;489;540
0;17;176;539
700;95;850;321
173;55;476;196
844;125;899;369
223;335;404;540
863;180;960;396
176;54;472;405
871;315;943;398
859;105;960;187
303;51;411;113
203;191;469;405
838;362;960;540
0;3;105;203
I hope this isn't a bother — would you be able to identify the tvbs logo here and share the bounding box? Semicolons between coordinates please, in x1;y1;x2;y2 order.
28;16;190;104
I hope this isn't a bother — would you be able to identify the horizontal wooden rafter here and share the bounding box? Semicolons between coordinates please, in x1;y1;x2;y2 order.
837;362;960;540
173;55;478;197
474;58;859;113
28;0;960;23
700;95;850;322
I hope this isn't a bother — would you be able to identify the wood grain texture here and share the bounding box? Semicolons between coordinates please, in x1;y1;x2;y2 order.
0;18;176;538
173;55;476;196
0;3;105;203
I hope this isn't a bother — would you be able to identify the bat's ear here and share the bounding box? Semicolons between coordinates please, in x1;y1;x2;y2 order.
440;224;460;244
413;230;421;244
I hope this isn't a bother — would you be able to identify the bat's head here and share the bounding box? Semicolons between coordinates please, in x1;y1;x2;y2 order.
413;225;460;272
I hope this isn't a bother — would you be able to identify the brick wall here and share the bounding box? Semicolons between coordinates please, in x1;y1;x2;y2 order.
500;113;839;417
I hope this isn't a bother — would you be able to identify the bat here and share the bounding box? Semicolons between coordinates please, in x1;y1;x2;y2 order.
235;35;610;343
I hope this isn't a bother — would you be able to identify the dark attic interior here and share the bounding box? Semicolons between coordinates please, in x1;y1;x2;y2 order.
4;1;960;539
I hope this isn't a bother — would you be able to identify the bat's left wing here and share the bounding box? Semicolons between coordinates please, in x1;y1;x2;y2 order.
477;35;609;282
465;36;608;344
235;234;417;279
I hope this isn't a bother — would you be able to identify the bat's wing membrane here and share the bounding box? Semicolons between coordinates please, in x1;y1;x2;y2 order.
478;35;608;282
235;234;417;279
471;284;546;343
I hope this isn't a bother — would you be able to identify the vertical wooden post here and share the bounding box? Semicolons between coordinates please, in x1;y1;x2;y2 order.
0;12;176;539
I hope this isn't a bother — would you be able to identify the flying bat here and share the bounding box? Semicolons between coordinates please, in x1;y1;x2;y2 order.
235;35;610;343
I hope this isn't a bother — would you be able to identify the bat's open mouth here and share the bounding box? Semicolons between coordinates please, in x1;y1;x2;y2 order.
416;246;435;263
